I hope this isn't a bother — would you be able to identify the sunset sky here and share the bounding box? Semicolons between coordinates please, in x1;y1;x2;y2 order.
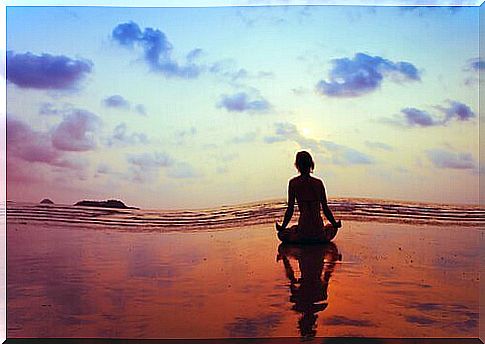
5;5;481;208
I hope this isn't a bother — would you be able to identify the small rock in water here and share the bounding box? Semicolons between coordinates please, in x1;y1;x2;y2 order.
40;198;54;204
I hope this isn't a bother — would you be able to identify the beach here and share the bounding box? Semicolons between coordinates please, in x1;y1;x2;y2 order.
6;200;482;338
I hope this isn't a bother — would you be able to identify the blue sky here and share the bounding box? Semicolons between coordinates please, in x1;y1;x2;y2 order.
5;5;481;208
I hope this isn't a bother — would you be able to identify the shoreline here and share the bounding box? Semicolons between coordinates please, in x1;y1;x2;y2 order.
5;200;485;233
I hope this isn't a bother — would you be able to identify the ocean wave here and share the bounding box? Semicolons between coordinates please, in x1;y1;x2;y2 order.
6;199;485;232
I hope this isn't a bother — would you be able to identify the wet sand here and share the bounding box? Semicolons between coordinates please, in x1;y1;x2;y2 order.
7;220;479;338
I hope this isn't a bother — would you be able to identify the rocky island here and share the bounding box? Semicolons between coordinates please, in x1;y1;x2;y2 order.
74;199;139;210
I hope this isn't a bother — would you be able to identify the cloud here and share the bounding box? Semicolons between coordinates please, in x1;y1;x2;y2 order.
186;48;203;62
106;123;149;147
102;95;147;115
39;102;69;116
389;100;476;128
316;53;420;97
7;115;86;171
257;71;274;78
438;100;475;122
7;51;93;90
321;141;374;165
464;58;484;86
235;6;290;28
126;152;199;181
112;21;201;79
230;131;259;144
167;162;200;179
210;62;248;82
426;149;476;170
111;21;143;46
264;122;312;146
469;58;485;71
7;116;59;164
291;87;310;96
274;122;299;137
7;157;46;184
264;135;287;144
221;153;239;162
126;152;173;183
401;107;438;127
265;122;374;166
365;141;393;151
209;59;274;84
174;127;197;145
134;104;147;115
265;122;321;151
127;152;201;183
211;152;238;175
52;109;102;151
102;95;130;109
218;92;270;113
127;152;173;169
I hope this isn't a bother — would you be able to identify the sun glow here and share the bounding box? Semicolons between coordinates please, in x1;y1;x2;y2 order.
301;127;311;137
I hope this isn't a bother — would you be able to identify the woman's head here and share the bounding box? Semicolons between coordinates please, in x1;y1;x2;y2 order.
295;151;314;175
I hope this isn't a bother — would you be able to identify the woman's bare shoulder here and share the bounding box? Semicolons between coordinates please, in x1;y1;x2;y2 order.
310;175;324;184
310;176;325;191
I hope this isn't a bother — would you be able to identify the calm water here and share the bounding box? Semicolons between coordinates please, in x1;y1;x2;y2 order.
6;200;483;338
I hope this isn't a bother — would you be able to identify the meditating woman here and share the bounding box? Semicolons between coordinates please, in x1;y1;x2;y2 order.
276;151;342;243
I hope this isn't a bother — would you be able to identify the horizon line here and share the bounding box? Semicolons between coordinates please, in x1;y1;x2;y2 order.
4;195;481;211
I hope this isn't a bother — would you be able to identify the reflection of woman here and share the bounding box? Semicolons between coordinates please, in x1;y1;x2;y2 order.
276;151;341;243
277;242;341;339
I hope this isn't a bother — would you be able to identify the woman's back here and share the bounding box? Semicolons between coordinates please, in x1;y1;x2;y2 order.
290;175;325;237
276;150;341;244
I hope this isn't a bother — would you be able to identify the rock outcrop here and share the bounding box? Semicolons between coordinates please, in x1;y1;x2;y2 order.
74;199;139;209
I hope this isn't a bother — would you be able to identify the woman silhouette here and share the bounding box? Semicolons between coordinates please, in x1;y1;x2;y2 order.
276;151;341;243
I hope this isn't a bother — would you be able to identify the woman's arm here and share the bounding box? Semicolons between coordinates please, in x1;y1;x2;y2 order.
281;181;296;229
323;204;339;227
320;182;341;228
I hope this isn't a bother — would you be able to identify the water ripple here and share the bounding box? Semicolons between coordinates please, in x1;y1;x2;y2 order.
6;199;484;232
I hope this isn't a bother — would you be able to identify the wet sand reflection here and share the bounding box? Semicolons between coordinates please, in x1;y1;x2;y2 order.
277;242;341;339
7;220;479;338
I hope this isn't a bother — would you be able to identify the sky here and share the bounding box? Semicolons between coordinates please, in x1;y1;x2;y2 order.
5;5;482;209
